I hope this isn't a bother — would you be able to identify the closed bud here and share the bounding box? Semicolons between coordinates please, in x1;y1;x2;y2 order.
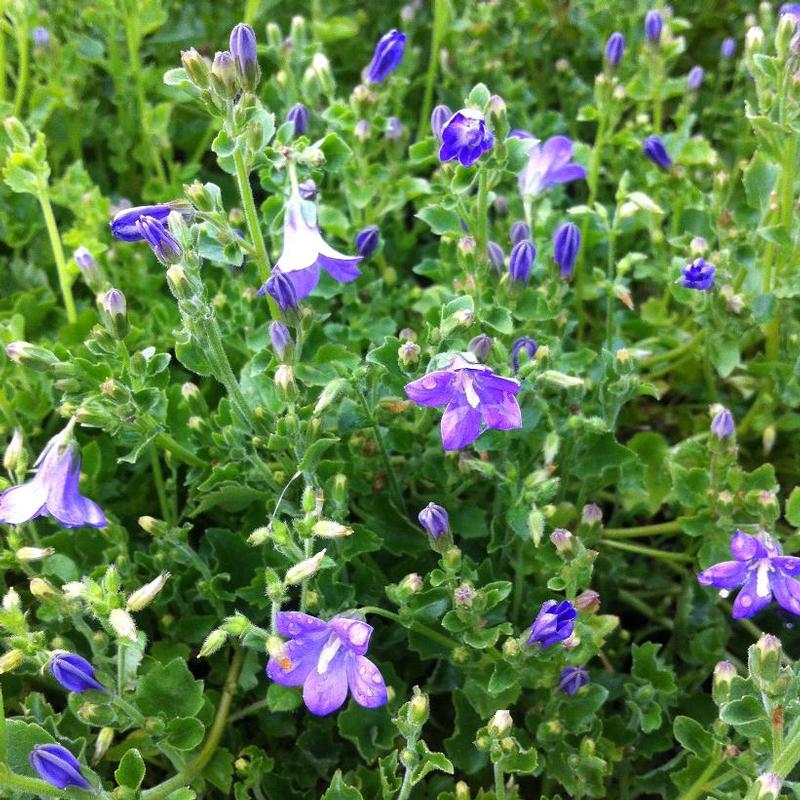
285;549;326;585
2;588;21;611
453;308;474;327
30;577;59;600
398;341;420;367
454;583;474;608
746;26;765;56
290;15;307;47
763;425;776;455
185;181;215;212
488;709;513;737
312;520;353;538
247;526;270;545
468;333;493;361
314;378;346;415
266;22;282;50
16;546;54;562
101;288;128;338
3;428;24;473
750;634;782;686
109;608;138;642
222;613;251;636
181;383;207;416
755;773;782;800
93;727;114;764
712;660;736;705
138;515;169;536
574;589;600;613
62;582;85;600
311;53;335;95
776;14;796;59
274;364;298;401
399;573;423;595
3;116;29;148
181;48;210;89
0;649;23;674
230;23;260;91
210;50;237;98
550;528;575;557
127;572;170;611
409;690;430;726
166;265;191;299
455;781;471;800
5;341;59;371
198;628;228;658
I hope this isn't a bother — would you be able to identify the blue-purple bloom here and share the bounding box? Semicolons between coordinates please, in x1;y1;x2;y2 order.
511;337;538;373
286;103;309;136
136;216;182;265
487;241;505;273
266;611;387;716
698;530;800;618
405;354;522;450
509;240;536;284
721;37;736;58
439;109;494;168
605;32;625;67
418;502;449;539
518;136;586;196
257;197;362;304
642;135;672;169
781;4;800;19
681;257;715;291
230;23;260;90
510;221;530;245
0;423;106;528
73;247;96;273
553;222;581;279
33;27;50;48
687;66;705;91
364;29;406;84
30;744;91;791
259;270;298;311
431;104;453;139
528;599;577;648
50;653;106;693
559;665;590;695
110;201;190;242
269;321;292;360
468;333;493;361
711;406;735;440
645;10;663;44
355;225;380;258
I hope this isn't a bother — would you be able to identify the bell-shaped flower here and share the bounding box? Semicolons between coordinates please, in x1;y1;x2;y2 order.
527;599;577;648
49;652;106;693
517;136;586;197
30;744;91;791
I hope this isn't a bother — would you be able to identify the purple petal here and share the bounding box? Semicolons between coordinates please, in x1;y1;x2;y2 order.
278;265;321;302
46;459;106;528
732;572;772;619
266;637;325;687
440;397;481;450
275;611;329;638
329;617;373;656
317;248;363;283
439;138;460;162
0;481;47;524
476;372;521;396
541;135;575;169
347;654;387;708
302;646;349;716
480;393;522;431
772;556;800;576
697;560;748;590
547;164;587;186
405;370;456;407
770;571;800;617
730;530;761;561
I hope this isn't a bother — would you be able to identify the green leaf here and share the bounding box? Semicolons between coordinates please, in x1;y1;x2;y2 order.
631;643;677;694
134;658;204;720
720;696;771;741
744;153;779;214
267;683;302;712
115;748;146;790
787;487;800;527
673;716;714;758
488;660;518;695
411;741;454;784
166;717;205;751
300;438;339;473
321;770;364;799
415;204;462;235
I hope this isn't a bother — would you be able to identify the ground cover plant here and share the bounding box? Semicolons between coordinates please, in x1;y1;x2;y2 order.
3;0;800;797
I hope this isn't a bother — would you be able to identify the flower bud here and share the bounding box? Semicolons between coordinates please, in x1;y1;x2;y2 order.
581;503;603;528
30;577;59;600
286;103;309;136
285;549;326;585
408;690;430;726
468;333;493;361
750;634;782;687
0;649;23;674
755;773;782;800
93;727;114;764
355;225;380;258
763;425;776;455
508;239;535;284
109;608;138;641
138;515;170;536
455;781;471;800
275;364;298;401
777;13;797;59
166;265;191;299
102;288;128;338
487;241;505;273
550;528;576;557
746;26;765;56
230;23;260;91
210;50;237;98
431;104;452;139
398;573;423;596
311;53;335;94
488;709;513;737
398;341;420;367
712;660;736;705
3;428;24;473
314;378;346;415
198;628;228;658
127;572;170;611
312;520;353;538
181;48;210;89
454;583;474;607
6;341;59;371
2;588;21;611
16;546;54;562
3;116;29;148
62;582;85;600
73;246;100;286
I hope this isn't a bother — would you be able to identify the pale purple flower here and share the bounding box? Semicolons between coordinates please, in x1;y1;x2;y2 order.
266;611;387;716
431;105;453;139
439;109;494;168
487;241;505;273
721;38;736;58
697;530;800;618
687;66;705;90
286;103;308;136
404;354;522;450
528;599;577;648
781;4;800;20
257;197;362;303
418;502;449;539
711;407;735;440
510;221;530;245
518;136;586;197
553;222;581;278
559;665;589;695
0;423;106;528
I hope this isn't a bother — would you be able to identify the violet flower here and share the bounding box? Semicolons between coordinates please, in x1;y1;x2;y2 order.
418;502;449;539
50;653;106;693
518;136;586;197
645;10;663;44
260;270;298;312
781;4;800;19
643;135;672;169
687;66;705;91
509;240;535;284
511;337;538;373
697;530;800;618
230;23;260;90
269;321;292;360
364;29;406;84
553;222;581;278
33;27;50;48
0;422;106;528
355;225;380;258
286;103;309;136
136;216;182;266
266;611;387;716
439;109;494;168
110;201;190;242
257;197;362;304
431;104;453;139
605;32;625;67
528;599;577;648
487;241;505;273
30;744;91;791
510;221;530;245
559;665;589;695
721;38;736;58
681;257;715;291
468;333;493;361
711;406;735;440
404;353;522;450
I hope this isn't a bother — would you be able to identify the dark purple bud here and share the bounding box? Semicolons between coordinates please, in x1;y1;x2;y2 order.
721;37;736;58
286;103;308;136
50;652;106;693
258;270;298;311
355;225;380;258
559;665;589;695
642;135;672;169
681;257;715;291
605;32;625;67
687;66;704;91
30;744;91;791
468;333;494;361
487;241;505;273
110;201;190;242
269;321;293;360
135;216;182;265
711;407;735;440
511;336;538;373
385;116;404;140
510;221;530;245
528;599;577;648
33;27;50;48
365;29;406;84
553;222;581;279
299;179;318;200
645;10;663;44
508;239;536;284
230;23;260;90
431;104;452;139
418;502;449;539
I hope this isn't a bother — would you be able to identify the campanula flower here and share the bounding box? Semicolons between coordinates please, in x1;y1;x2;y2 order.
269;321;292;360
73;247;96;273
681;257;715;291
364;29;406;84
30;744;91;791
553;222;581;278
136;216;183;266
355;225;380;258
257;197;362;304
211;51;237;97
697;530;800;618
33;27;50;48
266;612;387;716
487;241;505;273
0;421;106;528
509;240;536;284
781;4;800;19
721;37;736;58
50;653;106;693
510;221;530;245
439;109;494;167
110;201;190;242
605;32;625;67
230;23;260;90
418;502;449;539
645;10;663;44
286;103;309;136
431;104;453;139
405;353;522;450
385;116;404;140
687;66;705;90
258;270;298;311
642;135;672;169
711;406;735;439
559;665;589;695
511;337;538;373
468;333;493;360
528;599;577;648
518;136;586;197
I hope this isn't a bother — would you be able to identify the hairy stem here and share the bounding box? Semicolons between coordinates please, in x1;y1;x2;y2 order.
37;184;77;324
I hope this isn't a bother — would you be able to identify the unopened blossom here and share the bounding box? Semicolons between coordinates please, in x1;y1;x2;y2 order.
697;530;800;618
439;109;494;167
516;135;586;196
509;240;535;284
230;22;260;90
553;222;581;278
509;221;530;245
257;197;362;305
487;241;505;272
468;333;493;361
711;406;735;439
681;257;715;291
430;104;452;139
260;270;298;311
30;744;91;791
644;9;663;44
266;611;387;716
127;572;170;611
781;4;800;20
418;502;449;539
0;422;105;528
50;653;106;693
286;103;308;136
355;225;380;258
269;321;292;360
605;32;625;67
109;608;138;641
528;599;577;648
364;29;406;84
33;27;50;48
136;216;182;265
405;354;522;450
687;66;705;90
511;336;538;373
110;201;190;242
559;665;589;695
73;247;96;273
721;37;736;58
643;135;672;169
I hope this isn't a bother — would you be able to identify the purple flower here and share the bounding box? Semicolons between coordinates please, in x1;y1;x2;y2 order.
510;221;530;245
687;66;705;91
697;530;800;618
418;502;449;539
33;27;50;48
645;10;663;44
431;104;453;139
527;599;577;648
468;333;493;361
405;354;522;450
509;240;536;284
257;198;362;304
559;665;589;695
73;247;96;273
711;406;735;440
642;135;672;169
269;321;292;360
355;225;380;258
721;37;736;58
259;270;298;311
136;216;182;265
364;29;406;84
605;32;625;67
511;337;538;373
50;653;106;693
385;116;404;140
781;4;800;19
487;241;505;273
230;23;260;90
439;109;494;168
0;423;106;528
681;257;715;291
110;201;190;242
286;103;308;136
266;612;387;716
30;744;91;791
519;136;586;197
553;222;581;278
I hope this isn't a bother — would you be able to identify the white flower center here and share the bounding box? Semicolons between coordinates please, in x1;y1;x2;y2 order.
316;636;342;674
756;559;772;598
462;376;481;409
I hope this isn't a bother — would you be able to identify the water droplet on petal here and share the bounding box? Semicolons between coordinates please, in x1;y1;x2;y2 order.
287;623;300;635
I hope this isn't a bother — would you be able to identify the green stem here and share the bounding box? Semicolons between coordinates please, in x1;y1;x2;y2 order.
360;606;460;652
228;697;269;724
605;228;617;351
233;147;273;287
11;12;28;117
0;766;68;799
603;520;682;539
618;588;674;629
142;648;244;800
117;643;126;695
0;684;6;765
652;50;662;134
640;333;702;368
417;0;447;139
769;719;800;779
244;0;260;25
0;22;6;105
602;538;693;563
396;765;413;800
493;762;506;800
154;432;205;468
149;448;172;525
677;758;720;800
37;184;77;324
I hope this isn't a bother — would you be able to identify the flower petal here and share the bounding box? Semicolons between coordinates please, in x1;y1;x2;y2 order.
732;573;773;618
316;248;362;283
476;372;521;396
275;611;329;638
771;571;800;616
302;646;349;715
730;530;762;561
541;136;575;170
404;370;456;407
546;163;586;187
277;265;321;302
266;637;325;687
440;397;482;450
0;481;47;525
329;617;373;656
480;392;522;431
46;460;106;528
772;556;800;576
347;654;387;709
697;560;748;590
276;204;322;273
